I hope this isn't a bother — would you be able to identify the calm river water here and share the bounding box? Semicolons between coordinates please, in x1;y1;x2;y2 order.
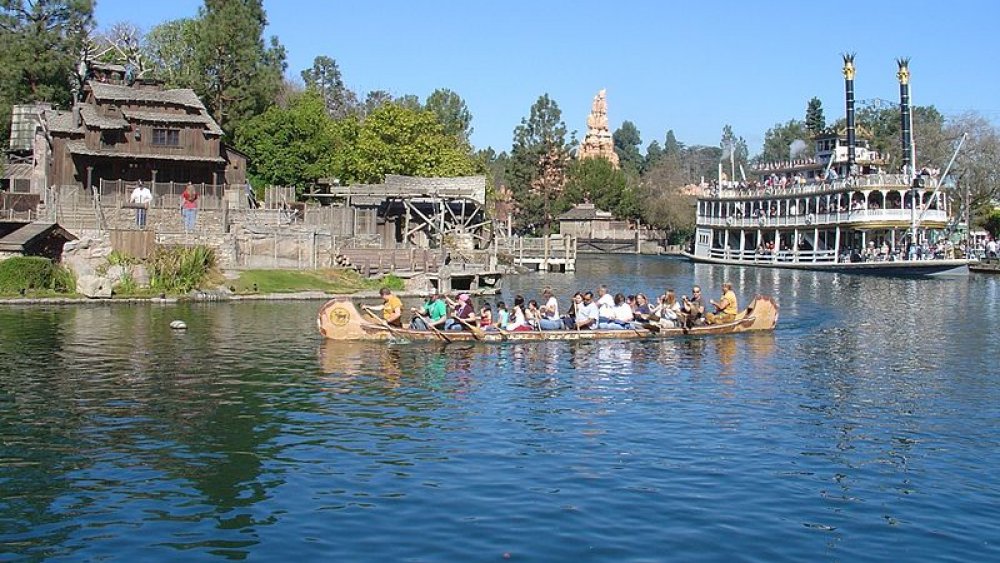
1;255;998;561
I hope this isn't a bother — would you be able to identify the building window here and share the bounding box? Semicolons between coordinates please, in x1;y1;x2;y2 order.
152;128;180;146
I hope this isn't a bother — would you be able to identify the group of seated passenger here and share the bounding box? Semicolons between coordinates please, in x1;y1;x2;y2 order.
374;283;743;334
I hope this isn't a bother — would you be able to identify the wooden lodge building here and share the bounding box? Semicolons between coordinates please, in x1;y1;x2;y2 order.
4;62;245;197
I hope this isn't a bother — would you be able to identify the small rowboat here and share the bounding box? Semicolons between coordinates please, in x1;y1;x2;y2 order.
317;295;779;342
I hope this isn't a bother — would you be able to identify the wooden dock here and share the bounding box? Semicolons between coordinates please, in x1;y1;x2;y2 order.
970;258;1000;273
499;235;577;272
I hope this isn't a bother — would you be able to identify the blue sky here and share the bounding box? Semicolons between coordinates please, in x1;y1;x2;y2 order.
95;0;999;155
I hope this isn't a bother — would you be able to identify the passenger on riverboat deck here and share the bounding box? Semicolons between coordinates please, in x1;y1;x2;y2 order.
445;293;477;331
410;292;448;330
681;286;705;327
705;283;739;325
506;295;533;332
368;287;403;327
538;288;563;330
479;303;493;328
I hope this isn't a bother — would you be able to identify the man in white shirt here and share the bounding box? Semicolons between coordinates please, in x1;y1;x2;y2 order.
129;180;153;229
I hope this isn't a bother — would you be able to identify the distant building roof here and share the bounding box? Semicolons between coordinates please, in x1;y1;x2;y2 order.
79;105;130;130
121;108;223;135
66;142;225;163
42;109;81;135
558;203;613;221
89;82;206;110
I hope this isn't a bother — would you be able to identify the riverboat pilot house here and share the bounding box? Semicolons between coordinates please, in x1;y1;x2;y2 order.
7;62;245;197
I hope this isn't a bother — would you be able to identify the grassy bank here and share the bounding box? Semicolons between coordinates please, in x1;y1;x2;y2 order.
230;269;403;295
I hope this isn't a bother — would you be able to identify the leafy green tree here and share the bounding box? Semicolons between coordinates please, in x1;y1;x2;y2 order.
758;119;809;164
425;88;473;145
143;18;200;88
301;55;358;118
194;0;286;136
508;94;573;233
0;0;94;147
639;154;697;242
613;120;643;174
562;157;638;220
234;89;339;190
344;103;476;184
805;97;825;134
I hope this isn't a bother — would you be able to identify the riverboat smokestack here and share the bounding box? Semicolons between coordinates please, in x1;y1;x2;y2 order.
897;58;913;175
842;54;856;173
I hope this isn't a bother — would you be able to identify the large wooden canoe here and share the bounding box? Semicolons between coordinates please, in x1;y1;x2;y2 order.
317;295;779;342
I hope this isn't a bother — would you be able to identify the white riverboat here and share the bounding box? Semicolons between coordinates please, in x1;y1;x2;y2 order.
687;57;971;276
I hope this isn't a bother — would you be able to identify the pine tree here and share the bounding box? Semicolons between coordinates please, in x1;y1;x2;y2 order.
613;120;643;174
194;0;286;136
509;94;572;234
0;0;94;147
805;97;826;135
301;55;358;119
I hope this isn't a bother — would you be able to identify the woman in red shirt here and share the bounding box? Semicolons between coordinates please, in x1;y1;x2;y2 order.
181;183;199;232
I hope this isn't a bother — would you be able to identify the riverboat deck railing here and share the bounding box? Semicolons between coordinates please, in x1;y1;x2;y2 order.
707;247;963;265
708;174;913;200
701;208;948;229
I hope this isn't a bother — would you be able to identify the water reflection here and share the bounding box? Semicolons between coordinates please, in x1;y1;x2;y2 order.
1;259;999;561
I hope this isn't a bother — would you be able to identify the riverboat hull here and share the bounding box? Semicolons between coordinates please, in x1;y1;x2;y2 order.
317;296;779;342
684;252;971;276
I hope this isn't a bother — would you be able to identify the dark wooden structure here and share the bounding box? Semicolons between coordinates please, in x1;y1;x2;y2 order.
0;222;76;261
8;62;245;199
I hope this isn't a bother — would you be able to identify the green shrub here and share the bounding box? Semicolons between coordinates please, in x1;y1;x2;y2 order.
149;245;217;293
0;256;75;294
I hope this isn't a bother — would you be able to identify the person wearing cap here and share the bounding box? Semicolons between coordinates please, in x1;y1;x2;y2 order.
445;293;477;331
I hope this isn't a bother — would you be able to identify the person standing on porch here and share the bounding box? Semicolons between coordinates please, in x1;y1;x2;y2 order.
181;182;199;232
129;180;152;229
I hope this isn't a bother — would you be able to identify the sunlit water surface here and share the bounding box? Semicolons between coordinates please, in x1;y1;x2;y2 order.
1;256;998;561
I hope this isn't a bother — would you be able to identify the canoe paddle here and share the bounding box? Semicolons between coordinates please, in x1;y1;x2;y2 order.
361;305;406;341
414;312;452;343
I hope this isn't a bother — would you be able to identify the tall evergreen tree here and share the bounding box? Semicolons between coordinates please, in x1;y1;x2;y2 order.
664;129;682;156
194;0;286;136
805;97;825;134
301;55;358;119
612;120;643;174
643;140;663;174
509;94;572;233
425;88;473;145
0;0;94;147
